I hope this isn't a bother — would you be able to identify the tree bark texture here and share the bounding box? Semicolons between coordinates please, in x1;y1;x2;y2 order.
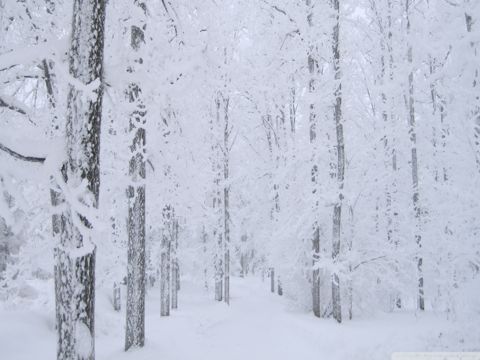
125;1;147;351
331;0;344;324
161;205;172;316
55;1;106;359
406;0;424;311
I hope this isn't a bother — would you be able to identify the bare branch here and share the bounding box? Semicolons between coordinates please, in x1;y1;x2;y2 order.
0;142;45;163
260;0;297;25
352;255;387;271
147;159;155;171
161;0;180;43
0;95;28;115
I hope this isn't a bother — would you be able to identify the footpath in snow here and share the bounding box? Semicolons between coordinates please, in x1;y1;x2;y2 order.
0;277;471;360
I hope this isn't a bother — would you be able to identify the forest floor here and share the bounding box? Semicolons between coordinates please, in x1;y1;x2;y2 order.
0;277;477;360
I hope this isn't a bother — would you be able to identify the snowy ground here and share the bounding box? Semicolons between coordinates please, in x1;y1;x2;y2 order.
0;277;477;360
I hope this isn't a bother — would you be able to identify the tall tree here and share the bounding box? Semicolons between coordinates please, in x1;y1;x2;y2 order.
464;1;480;171
213;95;224;302
160;205;172;316
331;0;344;324
125;0;147;350
306;0;321;319
222;93;231;305
54;0;106;359
171;217;179;309
213;90;232;304
405;0;424;311
370;0;402;310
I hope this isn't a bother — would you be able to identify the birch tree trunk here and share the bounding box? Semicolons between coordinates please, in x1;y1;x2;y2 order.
125;2;147;350
55;1;106;359
405;0;424;311
331;0;344;324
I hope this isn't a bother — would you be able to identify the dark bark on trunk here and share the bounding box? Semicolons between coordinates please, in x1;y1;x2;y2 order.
171;219;179;309
125;182;146;346
160;239;171;316
202;226;209;291
331;0;344;324
113;282;121;312
55;1;106;359
214;183;223;302
306;0;322;319
372;0;402;311
213;92;231;303
240;234;247;278
312;226;321;317
125;2;147;350
213;96;223;302
347;206;354;320
270;267;275;293
160;205;172;316
55;248;96;360
215;269;223;301
406;0;424;312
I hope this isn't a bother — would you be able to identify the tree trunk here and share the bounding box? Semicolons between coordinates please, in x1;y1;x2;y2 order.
55;1;105;359
270;267;275;293
240;235;246;278
161;205;172;316
312;226;321;317
125;179;146;344
202;226;209;291
277;277;283;296
464;9;480;171
214;182;223;302
306;0;322;319
55;247;96;360
374;0;402;311
429;56;448;184
406;0;424;311
347;206;354;320
213;94;224;302
113;282;121;312
331;0;344;324
215;266;223;301
223;95;231;305
171;218;179;310
125;3;147;349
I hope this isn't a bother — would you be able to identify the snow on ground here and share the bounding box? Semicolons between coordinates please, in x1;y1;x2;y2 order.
0;277;476;360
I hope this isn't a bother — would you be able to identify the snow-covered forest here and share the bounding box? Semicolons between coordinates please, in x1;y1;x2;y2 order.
0;0;479;359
